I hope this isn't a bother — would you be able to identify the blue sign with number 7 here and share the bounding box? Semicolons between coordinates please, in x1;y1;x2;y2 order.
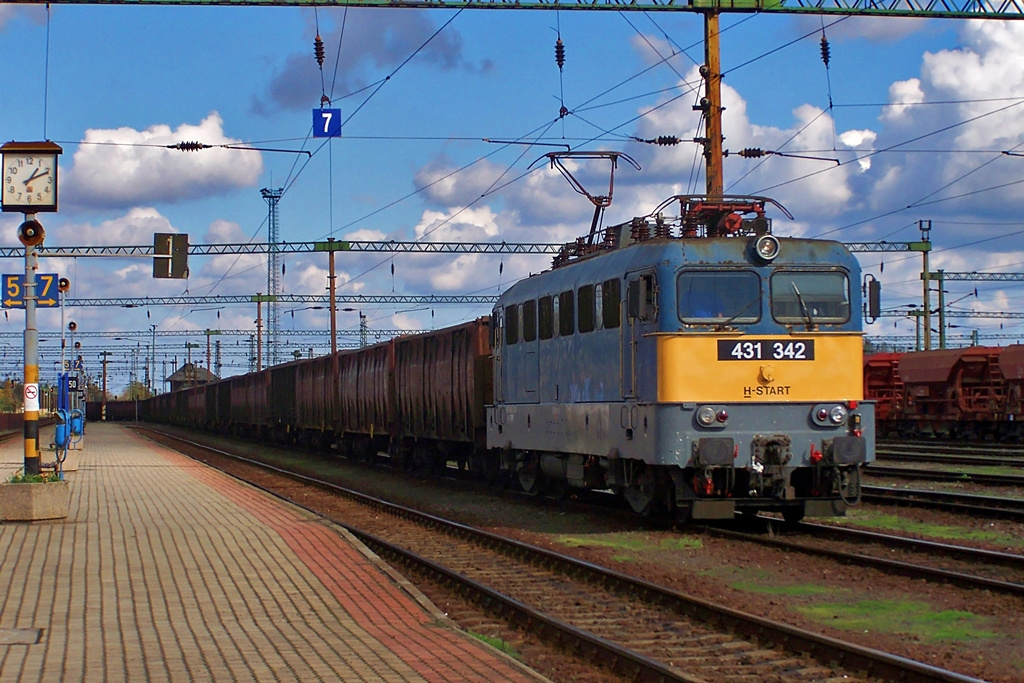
313;108;342;138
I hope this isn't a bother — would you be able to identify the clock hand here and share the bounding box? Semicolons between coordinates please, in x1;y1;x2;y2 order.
22;169;49;185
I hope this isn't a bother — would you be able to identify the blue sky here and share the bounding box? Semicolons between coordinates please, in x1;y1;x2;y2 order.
2;5;1023;391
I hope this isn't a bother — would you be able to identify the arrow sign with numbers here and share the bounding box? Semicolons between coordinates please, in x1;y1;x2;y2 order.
2;273;60;308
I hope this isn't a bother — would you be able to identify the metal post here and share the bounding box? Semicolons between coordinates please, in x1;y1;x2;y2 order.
328;238;338;357
23;217;40;474
703;11;723;199
150;324;157;394
919;220;932;351
255;294;263;371
100;350;111;421
936;269;946;349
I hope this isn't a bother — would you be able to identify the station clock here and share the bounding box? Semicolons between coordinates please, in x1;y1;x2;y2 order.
2;141;63;212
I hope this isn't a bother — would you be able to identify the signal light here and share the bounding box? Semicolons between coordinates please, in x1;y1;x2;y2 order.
17;219;45;247
58;277;70;292
68;321;77;332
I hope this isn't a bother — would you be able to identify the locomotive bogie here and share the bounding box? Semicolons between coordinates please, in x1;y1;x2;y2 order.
490;399;868;518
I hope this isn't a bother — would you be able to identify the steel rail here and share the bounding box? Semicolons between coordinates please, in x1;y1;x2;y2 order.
700;524;1024;597
799;521;1024;570
865;465;1024;487
863;485;1024;520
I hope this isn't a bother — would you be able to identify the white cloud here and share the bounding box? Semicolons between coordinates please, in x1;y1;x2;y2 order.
64;113;262;208
0;5;44;30
52;207;176;246
795;16;931;44
203;219;249;244
867;21;1024;217
881;78;925;122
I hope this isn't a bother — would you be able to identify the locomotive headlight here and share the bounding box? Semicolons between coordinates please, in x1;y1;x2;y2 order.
697;406;717;426
829;405;848;424
754;234;780;262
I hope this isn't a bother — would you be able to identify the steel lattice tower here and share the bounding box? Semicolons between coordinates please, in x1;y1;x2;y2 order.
260;187;283;367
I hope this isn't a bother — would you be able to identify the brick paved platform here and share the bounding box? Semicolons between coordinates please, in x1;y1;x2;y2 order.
0;422;549;682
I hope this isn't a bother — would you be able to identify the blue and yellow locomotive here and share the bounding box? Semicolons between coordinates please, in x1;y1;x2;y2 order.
487;195;873;523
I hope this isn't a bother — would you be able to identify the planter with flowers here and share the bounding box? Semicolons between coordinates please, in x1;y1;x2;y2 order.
0;471;70;521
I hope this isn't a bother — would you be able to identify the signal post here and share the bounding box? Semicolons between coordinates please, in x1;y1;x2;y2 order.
2;141;62;475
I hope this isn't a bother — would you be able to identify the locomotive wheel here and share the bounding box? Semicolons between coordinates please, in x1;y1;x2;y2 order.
517;454;544;495
624;465;662;516
781;504;806;525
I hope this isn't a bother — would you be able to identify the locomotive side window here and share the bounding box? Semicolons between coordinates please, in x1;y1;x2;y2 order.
559;290;575;336
771;270;850;324
627;273;657;322
594;284;604;330
522;299;537;342
678;271;759;323
492;308;503;346
578;285;596;333
602;279;621;329
505;304;519;345
539;295;554;340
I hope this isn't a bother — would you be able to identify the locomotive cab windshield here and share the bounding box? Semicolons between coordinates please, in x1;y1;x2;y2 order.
678;270;760;324
771;270;851;325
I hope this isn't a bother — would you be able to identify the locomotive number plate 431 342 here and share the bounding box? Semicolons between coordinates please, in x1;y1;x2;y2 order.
717;339;816;361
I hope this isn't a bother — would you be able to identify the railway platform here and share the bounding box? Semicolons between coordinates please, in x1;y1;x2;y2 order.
0;422;548;682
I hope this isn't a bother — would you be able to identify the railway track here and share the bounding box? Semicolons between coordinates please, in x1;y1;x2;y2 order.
699;519;1024;597
865;464;1024;487
135;425;984;683
877;440;1024;467
863;485;1024;521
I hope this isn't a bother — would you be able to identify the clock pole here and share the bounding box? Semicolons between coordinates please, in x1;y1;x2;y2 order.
2;141;62;476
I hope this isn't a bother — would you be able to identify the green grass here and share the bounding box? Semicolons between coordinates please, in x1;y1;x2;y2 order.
731;581;835;597
798;599;996;642
555;533;703;553
468;632;521;659
835;511;1024;547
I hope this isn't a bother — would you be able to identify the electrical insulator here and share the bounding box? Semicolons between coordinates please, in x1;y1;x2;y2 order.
655;136;681;146
739;148;766;158
820;35;831;67
314;34;326;68
555;38;566;71
174;141;208;152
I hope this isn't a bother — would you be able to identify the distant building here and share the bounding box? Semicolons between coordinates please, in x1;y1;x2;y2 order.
167;363;219;392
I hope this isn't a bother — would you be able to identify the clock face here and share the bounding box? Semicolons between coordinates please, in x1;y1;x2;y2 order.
3;153;58;211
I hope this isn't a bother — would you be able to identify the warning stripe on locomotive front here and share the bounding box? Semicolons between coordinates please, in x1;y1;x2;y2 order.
656;333;864;403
